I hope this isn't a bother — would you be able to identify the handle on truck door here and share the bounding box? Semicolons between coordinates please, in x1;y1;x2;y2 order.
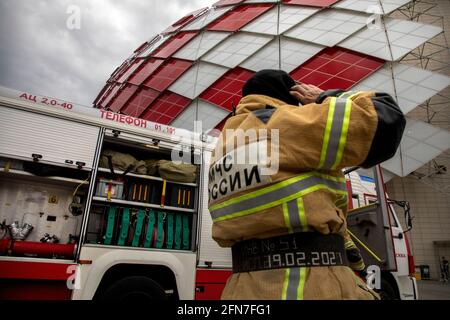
76;161;86;169
32;154;42;162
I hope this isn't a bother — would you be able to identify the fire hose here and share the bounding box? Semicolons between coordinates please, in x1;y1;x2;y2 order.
0;239;76;259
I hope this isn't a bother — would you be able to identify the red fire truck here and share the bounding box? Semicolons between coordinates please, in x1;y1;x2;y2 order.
0;86;417;300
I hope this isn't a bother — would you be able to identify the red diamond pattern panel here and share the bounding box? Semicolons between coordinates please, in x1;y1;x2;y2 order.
213;0;245;7
162;8;208;34
290;47;384;91
120;87;160;117
207;4;274;32
282;0;340;7
141;92;191;124
200;67;255;111
144;59;193;92
94;84;111;106
108;84;139;112
99;83;121;109
110;61;129;82
152;32;198;59
117;59;145;83
133;42;148;54
128;58;164;86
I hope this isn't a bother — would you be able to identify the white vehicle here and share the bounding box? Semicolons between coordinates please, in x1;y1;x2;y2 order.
345;168;418;300
0;87;417;300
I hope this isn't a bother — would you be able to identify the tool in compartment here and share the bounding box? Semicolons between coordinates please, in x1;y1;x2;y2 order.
174;214;182;250
182;215;190;250
104;206;116;245
117;208;130;246
144;210;155;248
128;182;151;202
171;185;194;209
69;174;90;216
96;179;124;200
187;190;190;207
161;180;167;207
132;209;145;247
40;233;59;243
107;180;113;201
8;221;34;241
161;180;167;208
155;211;165;249
166;213;174;249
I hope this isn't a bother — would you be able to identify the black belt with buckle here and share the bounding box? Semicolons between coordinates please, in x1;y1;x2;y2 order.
231;232;348;273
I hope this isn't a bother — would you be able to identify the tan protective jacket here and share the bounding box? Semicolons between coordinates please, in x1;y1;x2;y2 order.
208;90;403;300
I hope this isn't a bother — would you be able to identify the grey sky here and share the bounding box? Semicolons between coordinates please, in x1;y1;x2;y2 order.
0;0;213;106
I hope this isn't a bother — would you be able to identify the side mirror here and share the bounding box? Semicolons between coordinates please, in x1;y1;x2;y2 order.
389;199;413;233
404;202;413;233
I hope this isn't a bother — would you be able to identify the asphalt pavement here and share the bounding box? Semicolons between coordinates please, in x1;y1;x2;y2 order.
417;280;450;300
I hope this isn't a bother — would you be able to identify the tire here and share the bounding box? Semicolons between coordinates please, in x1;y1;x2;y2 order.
377;278;399;300
99;276;168;301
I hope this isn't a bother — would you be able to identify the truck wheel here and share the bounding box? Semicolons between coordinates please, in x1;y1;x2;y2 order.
99;276;168;301
377;278;399;300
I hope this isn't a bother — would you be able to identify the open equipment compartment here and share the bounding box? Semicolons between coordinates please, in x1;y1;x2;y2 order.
86;131;200;252
0;104;101;261
0;158;91;260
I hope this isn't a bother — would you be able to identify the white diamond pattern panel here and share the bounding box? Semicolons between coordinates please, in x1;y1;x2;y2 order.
339;18;442;61
284;9;368;47
381;119;450;176
350;65;394;93
352;63;450;114
242;5;319;35
173;32;232;61
201;32;273;68
182;6;231;31
380;169;397;183
241;38;324;73
170;100;230;131
333;0;411;14
138;34;171;57
168;62;229;99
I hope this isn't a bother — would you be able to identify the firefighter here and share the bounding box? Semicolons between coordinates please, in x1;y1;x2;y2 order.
208;69;405;300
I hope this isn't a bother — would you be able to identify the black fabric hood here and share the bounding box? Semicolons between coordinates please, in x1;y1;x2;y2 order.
242;69;299;106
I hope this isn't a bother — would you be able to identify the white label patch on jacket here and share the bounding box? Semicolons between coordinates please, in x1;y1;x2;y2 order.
208;142;272;203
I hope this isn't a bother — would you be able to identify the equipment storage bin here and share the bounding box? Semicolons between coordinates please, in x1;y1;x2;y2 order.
95;179;124;199
167;185;195;209
0;157;90;260
85;205;106;244
127;181;152;203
